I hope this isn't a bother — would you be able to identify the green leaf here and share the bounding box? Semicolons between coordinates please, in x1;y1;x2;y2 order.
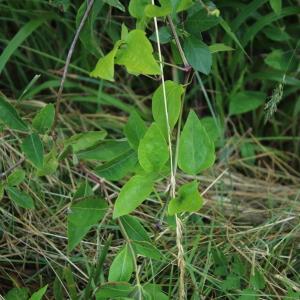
113;175;154;218
143;284;168;300
229;91;266;115
145;0;172;17
68;196;108;229
145;0;193;17
21;133;44;169
150;26;172;44
6;187;35;209
29;285;48;300
264;49;289;71
90;41;122;81
250;269;265;290
172;0;193;12
108;244;134;282
77;140;130;161
132;241;163;260
201;117;222;143
168;181;203;215
121;23;129;40
115;30;160;75
221;274;241;291
0;96;28;131
76;0;103;57
186;9;220;35
129;0;150;19
124;111;147;150
184;36;212;75
103;0;125;11
238;288;258;300
209;43;234;53
7;169;25;187
263;26;290;41
65;131;107;153
36;148;58;177
120;215;150;242
4;287;29;300
152;80;184;137
96;283;133;299
138;123;169;173
0;19;44;75
68;197;108;251
240;142;256;165
73;181;94;200
95;150;138;181
32;104;55;134
270;0;281;14
178;111;215;175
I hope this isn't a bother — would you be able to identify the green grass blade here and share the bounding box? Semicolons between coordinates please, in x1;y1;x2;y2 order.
0;19;44;75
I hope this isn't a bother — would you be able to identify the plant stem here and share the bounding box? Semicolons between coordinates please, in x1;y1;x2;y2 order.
152;6;186;299
167;16;190;69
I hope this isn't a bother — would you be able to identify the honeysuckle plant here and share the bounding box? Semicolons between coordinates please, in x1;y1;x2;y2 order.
0;0;229;299
87;0;219;299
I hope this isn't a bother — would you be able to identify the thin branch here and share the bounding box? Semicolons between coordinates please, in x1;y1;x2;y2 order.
51;0;95;134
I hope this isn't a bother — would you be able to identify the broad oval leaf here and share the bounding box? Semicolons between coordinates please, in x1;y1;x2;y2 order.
186;9;220;35
120;215;150;242
144;284;169;300
7;169;25;187
124;110;147;150
96;283;133;299
184;35;212;75
264;49;289;71
68;196;108;251
32;104;55;133
90;41;122;81
64;131;107;153
95;150;138;181
21;133;44;169
229;91;266;115
201;116;223;143
4;288;29;300
115;29;160;75
77;140;130;161
145;0;193;17
145;0;172;17
129;0;149;19
32;104;55;134
0;96;28;131
138;123;169;173
168;181;203;215
113;175;154;218
178;110;215;175
36;148;58;177
6;187;35;209
68;197;108;227
132;240;163;260
152;80;184;137
108;244;134;282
